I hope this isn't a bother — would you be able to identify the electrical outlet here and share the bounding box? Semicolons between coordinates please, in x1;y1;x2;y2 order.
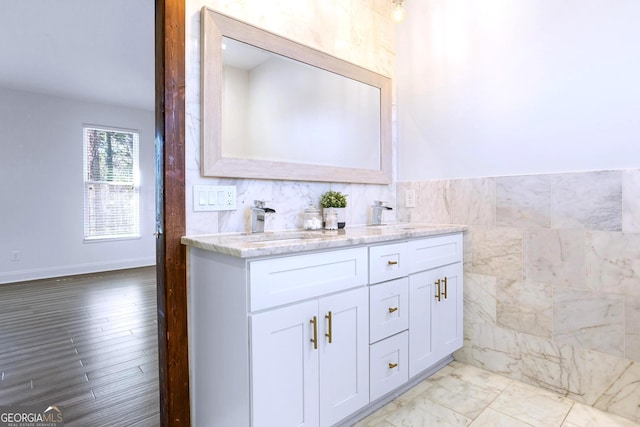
10;250;21;261
193;185;237;211
405;189;416;208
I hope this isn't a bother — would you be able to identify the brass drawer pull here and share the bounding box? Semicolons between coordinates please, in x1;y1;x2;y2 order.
442;276;448;299
435;279;441;302
310;316;318;350
325;311;333;344
387;260;398;265
388;307;398;313
388;362;398;369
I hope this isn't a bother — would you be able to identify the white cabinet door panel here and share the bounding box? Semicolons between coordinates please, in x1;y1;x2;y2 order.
319;287;369;427
408;269;439;378
434;263;463;356
408;263;463;378
251;301;319;427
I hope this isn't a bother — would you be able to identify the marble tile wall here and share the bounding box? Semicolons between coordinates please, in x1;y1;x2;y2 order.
397;169;640;423
185;0;397;235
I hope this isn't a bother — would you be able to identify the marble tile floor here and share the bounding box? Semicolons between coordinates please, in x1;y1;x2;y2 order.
354;361;639;427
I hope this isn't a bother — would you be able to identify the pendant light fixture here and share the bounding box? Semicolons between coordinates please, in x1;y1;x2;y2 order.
392;0;405;22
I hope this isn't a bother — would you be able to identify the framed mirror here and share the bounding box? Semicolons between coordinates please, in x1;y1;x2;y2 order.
201;8;392;184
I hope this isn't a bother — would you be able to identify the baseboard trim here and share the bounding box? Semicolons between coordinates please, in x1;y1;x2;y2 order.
0;257;156;284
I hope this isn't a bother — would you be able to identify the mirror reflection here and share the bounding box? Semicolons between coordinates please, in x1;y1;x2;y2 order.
222;37;381;170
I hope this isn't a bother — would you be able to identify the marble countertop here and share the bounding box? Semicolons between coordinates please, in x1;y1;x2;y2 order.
181;223;467;258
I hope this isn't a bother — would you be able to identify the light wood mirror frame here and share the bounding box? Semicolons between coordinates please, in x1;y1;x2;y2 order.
200;7;392;184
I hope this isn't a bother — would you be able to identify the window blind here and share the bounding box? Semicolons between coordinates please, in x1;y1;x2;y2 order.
83;126;140;241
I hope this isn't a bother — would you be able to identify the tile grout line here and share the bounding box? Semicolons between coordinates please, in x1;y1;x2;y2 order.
559;401;576;427
466;378;516;425
441;363;519;425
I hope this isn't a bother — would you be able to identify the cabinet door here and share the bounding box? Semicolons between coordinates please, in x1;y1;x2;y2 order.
408;269;439;378
433;263;463;357
409;263;463;378
319;287;369;427
251;301;319;427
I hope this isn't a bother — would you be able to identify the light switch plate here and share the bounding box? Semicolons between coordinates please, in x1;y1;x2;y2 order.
405;189;416;208
193;185;237;211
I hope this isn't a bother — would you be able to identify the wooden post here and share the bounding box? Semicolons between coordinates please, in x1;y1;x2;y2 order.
155;0;189;425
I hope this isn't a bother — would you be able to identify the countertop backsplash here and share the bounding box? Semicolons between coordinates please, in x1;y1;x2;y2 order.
188;178;398;235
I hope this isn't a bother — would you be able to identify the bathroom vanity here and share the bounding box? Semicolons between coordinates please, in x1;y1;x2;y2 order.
182;224;465;427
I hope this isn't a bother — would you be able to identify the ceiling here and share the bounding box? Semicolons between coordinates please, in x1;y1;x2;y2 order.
0;0;154;111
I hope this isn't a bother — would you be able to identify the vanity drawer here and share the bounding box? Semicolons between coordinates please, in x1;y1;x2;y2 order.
407;233;463;274
369;242;409;284
369;277;409;344
249;247;368;311
369;331;408;402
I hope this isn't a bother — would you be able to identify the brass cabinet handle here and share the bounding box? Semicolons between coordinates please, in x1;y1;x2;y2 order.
310;316;318;350
325;311;333;344
388;307;398;313
435;279;441;302
442;276;448;299
388;362;398;369
387;260;398;265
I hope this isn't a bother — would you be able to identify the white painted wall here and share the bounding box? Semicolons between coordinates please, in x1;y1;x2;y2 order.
0;87;156;283
396;0;640;181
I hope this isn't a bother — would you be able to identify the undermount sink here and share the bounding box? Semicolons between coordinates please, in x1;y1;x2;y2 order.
230;231;324;243
367;223;417;230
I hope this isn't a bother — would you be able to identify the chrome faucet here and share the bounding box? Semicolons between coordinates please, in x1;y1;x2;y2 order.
251;200;276;233
371;200;393;225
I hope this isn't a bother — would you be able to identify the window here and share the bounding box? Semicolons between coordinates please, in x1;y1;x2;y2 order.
83;126;140;241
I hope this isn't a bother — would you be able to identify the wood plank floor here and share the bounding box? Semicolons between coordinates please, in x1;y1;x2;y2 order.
0;267;160;426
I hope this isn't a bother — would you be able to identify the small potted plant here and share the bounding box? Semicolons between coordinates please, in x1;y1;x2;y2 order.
320;190;347;229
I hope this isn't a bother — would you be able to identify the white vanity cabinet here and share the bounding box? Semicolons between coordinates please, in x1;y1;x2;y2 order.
368;233;463;387
251;287;369;427
185;229;464;427
187;246;369;427
408;263;463;377
407;235;464;378
248;248;370;427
